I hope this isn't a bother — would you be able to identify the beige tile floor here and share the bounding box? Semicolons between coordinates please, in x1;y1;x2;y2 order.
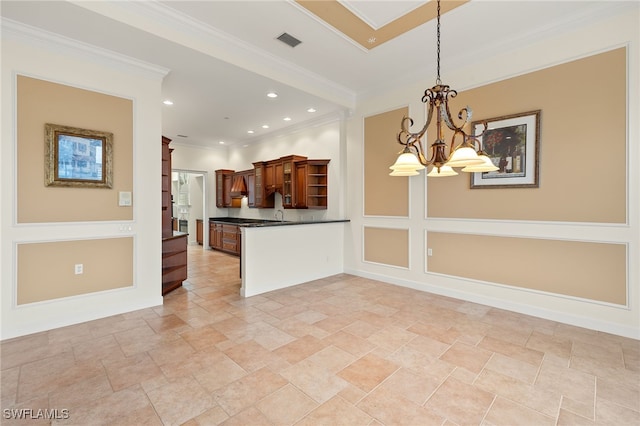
1;245;639;425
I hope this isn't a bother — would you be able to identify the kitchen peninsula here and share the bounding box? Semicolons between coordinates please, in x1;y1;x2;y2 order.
209;217;349;297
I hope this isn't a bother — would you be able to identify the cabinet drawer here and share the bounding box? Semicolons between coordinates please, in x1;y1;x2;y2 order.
162;235;187;254
222;232;238;241
163;250;187;269
222;241;237;252
162;265;187;284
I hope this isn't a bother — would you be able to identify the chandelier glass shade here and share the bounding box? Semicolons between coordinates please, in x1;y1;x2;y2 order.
389;0;498;177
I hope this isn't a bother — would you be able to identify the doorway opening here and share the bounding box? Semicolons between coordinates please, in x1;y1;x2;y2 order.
171;169;208;247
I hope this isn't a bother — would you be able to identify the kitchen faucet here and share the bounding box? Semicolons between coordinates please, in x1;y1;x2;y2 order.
275;209;284;222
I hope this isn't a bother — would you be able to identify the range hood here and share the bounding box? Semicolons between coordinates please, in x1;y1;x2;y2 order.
230;175;247;198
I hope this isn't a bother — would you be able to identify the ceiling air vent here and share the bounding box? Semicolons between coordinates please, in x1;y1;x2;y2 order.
276;32;302;48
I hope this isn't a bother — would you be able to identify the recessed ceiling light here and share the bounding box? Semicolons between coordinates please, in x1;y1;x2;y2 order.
262;125;269;129
307;108;316;113
247;130;254;134
163;100;173;105
283;117;292;121
267;92;278;98
219;141;225;145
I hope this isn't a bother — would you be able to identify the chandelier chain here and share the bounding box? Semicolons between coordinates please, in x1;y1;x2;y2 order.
436;0;441;85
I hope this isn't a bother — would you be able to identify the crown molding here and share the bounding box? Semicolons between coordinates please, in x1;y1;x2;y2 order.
1;18;170;80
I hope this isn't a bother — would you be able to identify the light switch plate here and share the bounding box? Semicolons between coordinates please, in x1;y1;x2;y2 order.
119;191;132;206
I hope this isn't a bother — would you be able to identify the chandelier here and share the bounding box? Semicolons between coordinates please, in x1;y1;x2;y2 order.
389;0;498;177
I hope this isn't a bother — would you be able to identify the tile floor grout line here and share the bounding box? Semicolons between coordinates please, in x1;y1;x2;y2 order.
480;393;498;426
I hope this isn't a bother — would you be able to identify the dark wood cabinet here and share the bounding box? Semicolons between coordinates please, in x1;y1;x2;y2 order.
253;162;264;207
274;161;283;194
295;159;330;209
223;173;232;207
252;162;274;208
264;161;276;196
222;224;240;254
283;160;294;208
161;137;173;238
246;172;255;207
215;169;234;208
209;221;223;250
306;160;330;209
281;155;307;209
264;159;284;196
196;219;203;245
209;221;240;256
294;161;308;208
162;233;188;295
162;136;187;295
219;156;328;210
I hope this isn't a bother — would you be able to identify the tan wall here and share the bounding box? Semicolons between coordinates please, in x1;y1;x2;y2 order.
427;232;626;305
364;227;409;268
17;237;134;305
364;107;409;217
427;48;626;223
17;75;134;223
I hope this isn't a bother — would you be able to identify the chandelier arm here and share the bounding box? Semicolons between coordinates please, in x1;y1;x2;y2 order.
448;129;467;153
397;117;414;146
466;136;480;151
476;122;488;137
402;97;435;138
415;139;430;166
439;98;473;134
397;97;437;157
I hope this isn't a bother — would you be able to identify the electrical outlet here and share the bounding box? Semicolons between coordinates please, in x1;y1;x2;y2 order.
427;248;433;257
74;264;83;275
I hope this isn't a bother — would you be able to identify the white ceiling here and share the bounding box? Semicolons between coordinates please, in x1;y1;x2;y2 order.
333;0;427;30
0;1;624;149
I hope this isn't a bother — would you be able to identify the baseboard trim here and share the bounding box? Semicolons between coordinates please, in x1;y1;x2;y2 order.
344;268;639;340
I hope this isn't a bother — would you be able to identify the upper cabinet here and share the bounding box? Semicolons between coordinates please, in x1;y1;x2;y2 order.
223;173;232;207
216;169;254;208
246;172;255;207
219;155;329;210
263;159;283;197
215;169;234;208
280;155;307;208
252;161;274;208
295;159;330;209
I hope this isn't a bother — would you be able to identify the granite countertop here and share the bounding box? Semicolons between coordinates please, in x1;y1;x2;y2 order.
209;217;349;227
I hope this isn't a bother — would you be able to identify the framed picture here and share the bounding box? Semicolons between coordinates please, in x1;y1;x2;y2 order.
470;110;540;189
45;123;113;188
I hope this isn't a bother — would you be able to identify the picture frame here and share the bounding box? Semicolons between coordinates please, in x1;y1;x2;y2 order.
44;123;113;188
470;110;540;189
